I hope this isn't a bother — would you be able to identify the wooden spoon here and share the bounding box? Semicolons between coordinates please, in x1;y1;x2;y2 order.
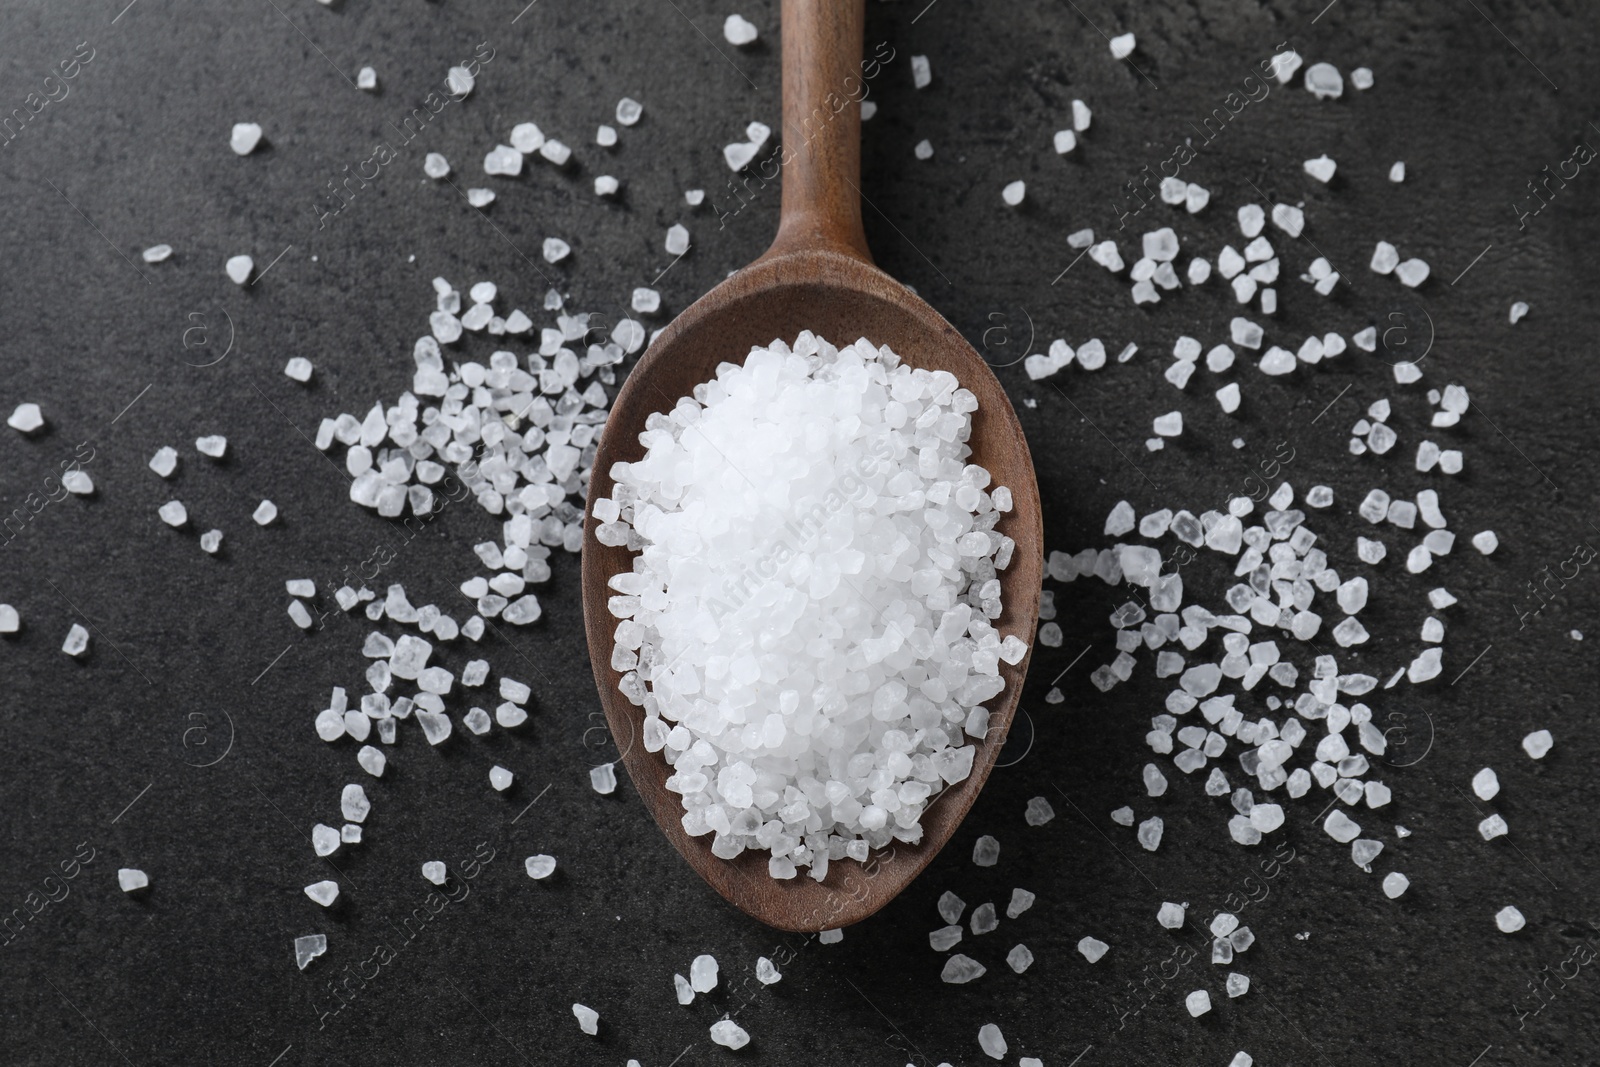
582;0;1042;931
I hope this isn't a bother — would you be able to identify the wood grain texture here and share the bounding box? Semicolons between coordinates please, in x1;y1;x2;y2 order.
581;0;1042;932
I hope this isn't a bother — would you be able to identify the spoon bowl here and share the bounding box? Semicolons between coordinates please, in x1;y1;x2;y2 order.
582;0;1042;931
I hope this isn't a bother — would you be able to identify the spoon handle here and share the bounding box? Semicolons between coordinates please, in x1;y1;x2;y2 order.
764;0;873;264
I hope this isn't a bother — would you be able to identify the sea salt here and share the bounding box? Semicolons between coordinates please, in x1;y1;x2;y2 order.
304;880;339;906
1007;887;1035;918
1186;989;1212;1017
941;954;985;984
1382;872;1409;898
525;854;557;879
723;14;758;44
285;935;331;980
1496;906;1526;933
1078;936;1109;962
1522;730;1553;759
978;1023;1007;1059
599;335;1022;874
572;1004;599;1036
117;868;148;892
1007;944;1035;973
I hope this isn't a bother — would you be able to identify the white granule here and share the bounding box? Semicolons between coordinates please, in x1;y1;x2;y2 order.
598;334;1024;878
1109;32;1135;58
225;255;253;285
230;122;263;155
142;244;173;263
1002;180;1026;206
723;14;758;45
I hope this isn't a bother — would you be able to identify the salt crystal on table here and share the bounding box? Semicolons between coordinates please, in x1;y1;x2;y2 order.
756;957;782;984
1137;816;1164;851
305;880;339;906
446;65;474;97
1109;32;1135;58
1304;62;1343;98
230;122;263;155
1230;1054;1254;1067
1002;180;1026;206
250;500;280;528
1522;730;1553;759
1510;301;1529;323
1408;647;1443;683
1496;906;1526;933
1186;989;1212;1017
341;824;361;843
287;601;313;629
930;925;963;951
723;13;758;44
310;824;340;857
941;954;985;983
424;152;449;178
357;66;377;90
357;745;386;777
525;854;557;879
938;891;966;924
1325;810;1361;843
1471;530;1498;555
1479;814;1508;840
1007;944;1034;973
970;902;998;934
542;238;571;263
469;186;497;207
1226;971;1250;998
1351;839;1384;869
973;835;1000;866
1007;887;1035;919
1078;936;1109;962
60;622;91;657
489;765;514;791
0;604;17;634
1111;806;1134;826
148;446;178;478
196;435;227;458
709;1019;751;1050
1154;411;1183;437
495;704;526;728
60;469;92;495
572;1004;599;1036
1472;767;1499;800
142;244;173;263
1357;537;1386;564
340;784;370;823
295;934;327;970
1396;259;1430;287
978;1023;1007;1059
690;954;719;992
590;763;617;794
225;255;253;284
1383;872;1410;898
665;224;690;255
118;868;148;892
1304;155;1337;182
616;97;643;126
1158;902;1185;929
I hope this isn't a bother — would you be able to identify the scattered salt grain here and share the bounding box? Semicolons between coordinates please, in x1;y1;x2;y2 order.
756;957;782;984
941;954;985;984
1002;180;1026;206
1304;155;1337;182
1186;989;1212;1017
973;835;1000;866
911;54;932;88
1007;944;1035;973
1304;62;1344;98
1227;972;1250;997
423;152;450;179
1109;32;1135;58
590;762;617;794
1137;816;1164;851
1078;936;1110;963
723;13;758;44
572;1003;599;1036
225;255;253;284
117;868;148;892
158;500;188;528
305;880;339;907
230;122;263;155
1007;887;1035;919
1522;730;1553;759
295;934;327;970
1496;906;1526;933
978;1023;1007;1059
1479;814;1508;841
1024;796;1055;826
1472;767;1500;801
1382;872;1409;898
525;854;557;879
357;66;377;90
617;98;643;126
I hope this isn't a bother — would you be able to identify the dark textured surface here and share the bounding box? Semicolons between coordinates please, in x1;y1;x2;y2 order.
1;1;1597;1065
